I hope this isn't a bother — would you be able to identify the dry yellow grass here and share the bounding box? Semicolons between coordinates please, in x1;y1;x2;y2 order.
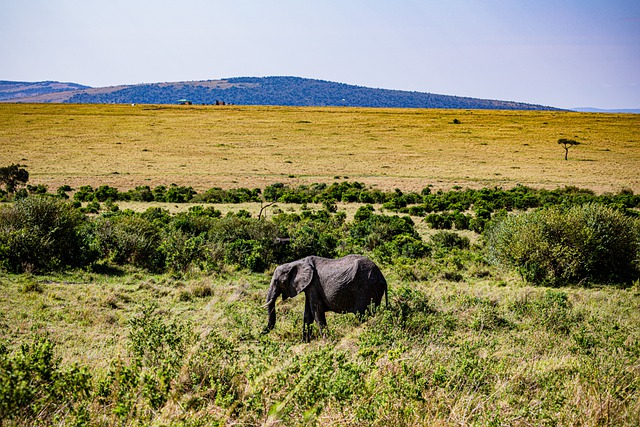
1;103;639;193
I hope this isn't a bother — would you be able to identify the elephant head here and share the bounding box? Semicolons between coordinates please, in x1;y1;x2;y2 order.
262;259;315;334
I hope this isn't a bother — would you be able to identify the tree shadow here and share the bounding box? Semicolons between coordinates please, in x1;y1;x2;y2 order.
88;262;126;277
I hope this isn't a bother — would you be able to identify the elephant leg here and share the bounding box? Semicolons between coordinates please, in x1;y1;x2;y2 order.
309;293;327;339
303;296;314;342
314;309;327;339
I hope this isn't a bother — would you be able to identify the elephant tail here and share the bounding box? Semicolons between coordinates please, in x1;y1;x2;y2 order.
380;275;388;309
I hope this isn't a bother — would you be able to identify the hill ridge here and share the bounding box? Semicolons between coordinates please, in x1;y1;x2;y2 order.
0;80;89;101
0;76;561;110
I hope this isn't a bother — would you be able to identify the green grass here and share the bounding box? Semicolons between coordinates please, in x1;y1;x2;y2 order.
2;260;639;425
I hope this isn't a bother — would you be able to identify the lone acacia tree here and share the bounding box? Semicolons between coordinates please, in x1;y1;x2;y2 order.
0;164;29;194
558;138;581;160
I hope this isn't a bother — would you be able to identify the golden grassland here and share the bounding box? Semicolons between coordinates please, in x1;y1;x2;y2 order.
1;103;639;193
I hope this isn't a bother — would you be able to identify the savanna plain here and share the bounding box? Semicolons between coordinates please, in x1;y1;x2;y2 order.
1;104;640;426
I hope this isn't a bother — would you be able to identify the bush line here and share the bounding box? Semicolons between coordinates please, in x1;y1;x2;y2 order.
7;181;640;216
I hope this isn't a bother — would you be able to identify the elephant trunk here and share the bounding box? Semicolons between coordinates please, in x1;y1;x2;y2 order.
262;281;280;334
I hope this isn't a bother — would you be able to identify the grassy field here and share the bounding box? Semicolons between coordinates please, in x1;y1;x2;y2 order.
1;103;639;193
1;104;640;426
2;266;639;425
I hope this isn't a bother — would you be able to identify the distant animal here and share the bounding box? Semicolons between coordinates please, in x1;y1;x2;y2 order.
262;255;388;342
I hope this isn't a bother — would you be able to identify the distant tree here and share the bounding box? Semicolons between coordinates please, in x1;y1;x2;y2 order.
0;164;29;194
558;138;581;160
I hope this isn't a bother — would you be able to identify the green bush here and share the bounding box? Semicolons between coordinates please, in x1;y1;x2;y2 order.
165;184;196;203
94;185;120;202
425;212;453;229
0;335;92;424
273;209;345;261
92;213;164;271
127;304;191;377
182;331;242;410
430;231;470;250
349;211;419;251
73;185;95;202
0;164;29;196
81;200;101;214
126;185;155;202
95;304;193;420
486;203;640;285
0;196;90;272
141;206;172;226
27;183;48;195
152;185;168;202
373;234;430;264
208;216;280;271
160;230;222;273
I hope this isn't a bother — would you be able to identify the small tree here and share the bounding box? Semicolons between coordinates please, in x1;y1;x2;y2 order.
0;164;29;194
558;138;581;160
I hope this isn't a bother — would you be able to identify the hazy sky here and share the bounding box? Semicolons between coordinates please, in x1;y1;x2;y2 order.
1;0;639;109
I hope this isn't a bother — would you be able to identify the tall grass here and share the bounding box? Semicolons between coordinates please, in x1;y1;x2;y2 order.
1;270;639;426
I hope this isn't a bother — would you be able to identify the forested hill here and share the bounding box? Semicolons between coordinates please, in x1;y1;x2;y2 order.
0;80;89;101
2;76;560;110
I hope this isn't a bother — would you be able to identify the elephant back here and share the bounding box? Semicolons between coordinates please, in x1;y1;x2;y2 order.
315;255;387;313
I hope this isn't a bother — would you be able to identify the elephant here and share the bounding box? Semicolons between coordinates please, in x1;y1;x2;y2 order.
262;254;388;342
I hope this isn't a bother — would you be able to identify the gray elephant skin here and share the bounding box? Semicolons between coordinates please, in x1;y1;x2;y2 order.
262;254;388;341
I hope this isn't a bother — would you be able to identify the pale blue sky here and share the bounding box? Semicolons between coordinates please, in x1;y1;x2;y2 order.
1;0;638;109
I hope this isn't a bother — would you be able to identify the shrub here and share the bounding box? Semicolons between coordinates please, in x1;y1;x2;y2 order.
152;185;167;202
225;239;269;272
287;224;338;259
354;204;375;222
127;185;155;202
452;211;471;230
208;216;280;271
182;331;241;409
0;196;90;272
349;212;420;251
127;304;191;377
187;205;222;218
81;200;101;214
94;185;120;202
0;163;29;195
486;203;640;285
92;214;164;271
0;335;92;423
73;185;95;202
425;212;453;229
95;304;193;419
373;234;430;263
27;184;48;195
160;230;221;273
170;211;217;235
272;209;345;261
430;230;470;250
165;185;196;203
141;206;172;226
56;185;72;199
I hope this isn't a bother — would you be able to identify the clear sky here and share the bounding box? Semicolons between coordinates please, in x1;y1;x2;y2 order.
1;0;638;109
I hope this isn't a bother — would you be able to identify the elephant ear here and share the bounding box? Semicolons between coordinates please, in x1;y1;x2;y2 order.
288;259;315;296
